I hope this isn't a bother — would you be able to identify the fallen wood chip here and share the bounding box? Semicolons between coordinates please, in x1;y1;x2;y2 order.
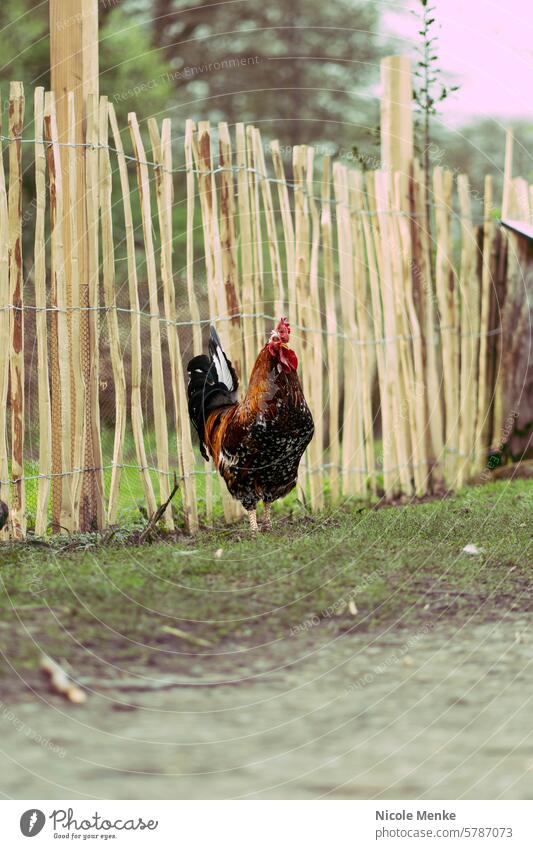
160;625;212;647
40;654;87;704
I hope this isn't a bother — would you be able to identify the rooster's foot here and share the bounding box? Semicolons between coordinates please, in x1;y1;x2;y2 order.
248;509;259;533
261;503;272;531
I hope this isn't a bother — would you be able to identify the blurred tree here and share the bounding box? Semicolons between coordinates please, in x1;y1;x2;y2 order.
100;0;386;149
0;0;51;97
0;0;386;155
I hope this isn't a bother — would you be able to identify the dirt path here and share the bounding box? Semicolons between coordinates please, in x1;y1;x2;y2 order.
1;615;533;799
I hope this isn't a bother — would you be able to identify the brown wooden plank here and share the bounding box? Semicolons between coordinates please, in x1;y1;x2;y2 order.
8;82;25;537
129;111;172;527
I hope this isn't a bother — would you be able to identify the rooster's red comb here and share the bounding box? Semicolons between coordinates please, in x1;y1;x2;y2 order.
276;317;290;342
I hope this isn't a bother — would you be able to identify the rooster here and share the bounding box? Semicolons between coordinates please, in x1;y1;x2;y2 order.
187;318;314;531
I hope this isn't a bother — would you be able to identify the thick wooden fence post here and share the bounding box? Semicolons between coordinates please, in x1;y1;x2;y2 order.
44;92;74;532
380;56;413;173
50;0;103;531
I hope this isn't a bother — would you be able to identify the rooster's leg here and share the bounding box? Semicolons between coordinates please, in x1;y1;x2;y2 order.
248;509;259;533
262;502;272;531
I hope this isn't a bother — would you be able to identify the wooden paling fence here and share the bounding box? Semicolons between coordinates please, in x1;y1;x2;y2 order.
0;81;529;539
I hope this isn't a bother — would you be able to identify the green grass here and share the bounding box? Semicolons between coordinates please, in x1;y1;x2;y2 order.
0;480;531;689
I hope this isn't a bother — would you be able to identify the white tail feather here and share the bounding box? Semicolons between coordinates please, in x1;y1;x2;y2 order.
213;343;235;391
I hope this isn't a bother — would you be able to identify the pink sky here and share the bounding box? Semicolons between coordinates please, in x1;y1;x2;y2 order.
382;0;533;125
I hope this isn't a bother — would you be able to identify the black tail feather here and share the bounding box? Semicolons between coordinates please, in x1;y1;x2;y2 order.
187;330;238;460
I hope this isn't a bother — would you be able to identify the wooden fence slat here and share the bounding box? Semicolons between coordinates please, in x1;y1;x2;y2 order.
84;93;106;528
380;56;414;173
246;125;265;350
99;96;127;524
235;123;255;382
253;128;284;319
8;81;25;537
362;172;395;497
348;170;376;494
163;119;199;533
108;104;157;518
33;87;51;536
474;175;495;472
128;111;172;527
67;92;85;528
194;122;229;336
332;161;352;493
491;130;513;451
44;91;74;531
270;141;297;317
457;174;480;485
386;171;417;496
383;170;415;495
433;167;459;486
218;122;243;380
184;120;202;357
374;170;412;495
63;93;75;490
496;177;530;457
332;162;364;496
394;170;427;494
189;122;213;523
149;116;199;534
320;156;340;502
293;145;313;501
184;118;210;523
0;92;10;531
43;94;61;532
366;172;399;494
411;159;444;486
306;147;324;506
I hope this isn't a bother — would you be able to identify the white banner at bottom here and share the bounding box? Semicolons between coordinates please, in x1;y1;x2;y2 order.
2;800;532;848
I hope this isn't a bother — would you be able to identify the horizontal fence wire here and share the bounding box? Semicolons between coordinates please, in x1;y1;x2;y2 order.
1;453;475;489
0;134;492;223
0;304;504;346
